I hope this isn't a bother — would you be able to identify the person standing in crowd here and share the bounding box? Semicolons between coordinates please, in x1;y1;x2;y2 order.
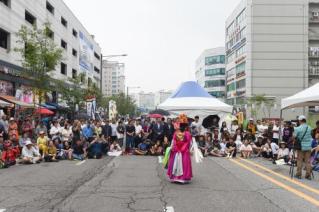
110;120;118;142
282;121;294;149
116;121;125;148
72;120;82;145
22;118;33;138
95;121;103;136
19;132;30;149
50;121;61;140
8;118;19;140
35;121;48;137
61;122;72;142
247;118;257;137
135;119;143;148
272;121;280;144
125;120;136;153
165;118;175;142
82;121;94;142
0;115;8;140
102;120;112;142
152;118;164;142
191;116;202;141
311;120;319;139
294;115;313;180
230;120;239;134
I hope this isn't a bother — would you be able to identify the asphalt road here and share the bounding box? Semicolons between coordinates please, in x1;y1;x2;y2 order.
0;156;319;212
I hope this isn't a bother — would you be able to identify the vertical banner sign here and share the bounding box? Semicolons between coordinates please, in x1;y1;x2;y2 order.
109;100;117;120
79;31;94;78
86;97;96;120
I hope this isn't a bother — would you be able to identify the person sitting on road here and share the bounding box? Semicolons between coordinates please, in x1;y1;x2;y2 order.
240;139;253;159
209;136;224;157
134;139;150;156
225;137;237;158
261;138;273;159
19;132;30;149
252;135;264;157
150;140;163;156
277;141;289;163
1;140;19;168
61;141;72;160
21;139;41;164
37;131;49;158
108;140;122;157
88;134;104;159
72;139;87;161
197;135;207;155
270;139;280;164
43;140;58;162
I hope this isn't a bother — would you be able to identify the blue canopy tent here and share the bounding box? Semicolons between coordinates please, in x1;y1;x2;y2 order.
158;81;232;120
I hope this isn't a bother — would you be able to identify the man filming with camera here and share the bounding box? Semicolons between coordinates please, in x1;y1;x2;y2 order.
294;115;313;180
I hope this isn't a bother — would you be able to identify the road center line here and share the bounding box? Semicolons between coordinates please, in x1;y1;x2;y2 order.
230;159;319;207
158;156;163;164
239;158;319;195
75;160;86;166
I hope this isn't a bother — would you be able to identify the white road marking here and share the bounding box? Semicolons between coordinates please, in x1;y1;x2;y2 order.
165;206;174;212
75;160;86;166
0;209;6;212
158;156;163;164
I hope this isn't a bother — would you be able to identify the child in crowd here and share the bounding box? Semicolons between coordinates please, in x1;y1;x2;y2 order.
261;138;273;159
108;140;122;157
277;142;289;163
240;139;253;159
225;137;237;158
150;140;163;156
62;141;72;160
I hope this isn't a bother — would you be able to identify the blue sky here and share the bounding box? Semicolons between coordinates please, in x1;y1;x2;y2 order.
64;0;241;92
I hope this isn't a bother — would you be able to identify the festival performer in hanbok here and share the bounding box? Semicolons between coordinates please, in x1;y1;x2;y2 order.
167;114;193;183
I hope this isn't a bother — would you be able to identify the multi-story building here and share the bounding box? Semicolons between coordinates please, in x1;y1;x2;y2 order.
225;0;319;118
195;47;226;100
154;90;172;107
102;60;125;97
131;92;155;111
0;0;102;102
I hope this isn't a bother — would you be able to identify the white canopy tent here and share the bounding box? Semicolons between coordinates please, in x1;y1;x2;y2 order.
281;83;319;110
158;81;232;120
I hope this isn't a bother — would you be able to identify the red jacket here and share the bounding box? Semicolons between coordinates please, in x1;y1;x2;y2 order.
1;147;19;162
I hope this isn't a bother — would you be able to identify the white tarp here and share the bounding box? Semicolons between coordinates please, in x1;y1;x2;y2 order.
281;83;319;109
158;81;232;119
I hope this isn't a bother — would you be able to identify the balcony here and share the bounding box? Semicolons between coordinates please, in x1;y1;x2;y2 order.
309;66;319;78
309;12;319;23
309;47;319;58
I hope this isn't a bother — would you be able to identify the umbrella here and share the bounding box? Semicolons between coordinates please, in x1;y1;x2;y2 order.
149;114;163;119
202;115;220;129
149;109;170;116
35;108;54;115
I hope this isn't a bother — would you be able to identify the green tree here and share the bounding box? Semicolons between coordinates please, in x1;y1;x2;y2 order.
104;93;137;117
248;94;275;119
14;23;63;107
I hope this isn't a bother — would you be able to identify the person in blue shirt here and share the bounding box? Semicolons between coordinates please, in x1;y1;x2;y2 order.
82;121;94;142
87;134;104;159
294;115;313;180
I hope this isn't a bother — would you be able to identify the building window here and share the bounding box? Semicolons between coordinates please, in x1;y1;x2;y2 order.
205;55;225;65
0;0;10;7
205;68;225;76
236;62;246;77
204;80;225;88
72;48;77;56
61;17;68;27
60;62;67;75
61;39;67;49
236;79;246;89
80;74;85;83
25;10;36;25
72;29;78;37
227;82;236;92
0;28;9;50
94;66;100;73
209;91;225;98
72;69;77;79
46;1;54;14
94;52;100;60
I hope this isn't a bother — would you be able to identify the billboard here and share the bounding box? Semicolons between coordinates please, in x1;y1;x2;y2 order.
79;31;94;75
0;80;14;96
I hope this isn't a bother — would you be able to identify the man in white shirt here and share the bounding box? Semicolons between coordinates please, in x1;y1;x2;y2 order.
110;120;118;142
21;140;41;164
272;121;280;144
191;116;202;139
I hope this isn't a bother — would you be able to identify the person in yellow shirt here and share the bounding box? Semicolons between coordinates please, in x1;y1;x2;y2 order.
43;140;58;162
37;131;48;157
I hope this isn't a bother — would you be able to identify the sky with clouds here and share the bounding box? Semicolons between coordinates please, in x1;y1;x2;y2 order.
64;0;241;92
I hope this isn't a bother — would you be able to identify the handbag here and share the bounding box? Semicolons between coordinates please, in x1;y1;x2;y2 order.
294;126;308;150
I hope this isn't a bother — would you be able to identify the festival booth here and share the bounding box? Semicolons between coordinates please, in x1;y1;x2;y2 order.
158;81;233;128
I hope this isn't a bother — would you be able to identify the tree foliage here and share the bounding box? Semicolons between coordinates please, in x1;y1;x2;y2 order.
248;94;275;119
14;23;63;105
103;93;137;117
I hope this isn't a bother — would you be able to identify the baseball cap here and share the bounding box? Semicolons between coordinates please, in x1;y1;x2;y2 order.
298;115;306;121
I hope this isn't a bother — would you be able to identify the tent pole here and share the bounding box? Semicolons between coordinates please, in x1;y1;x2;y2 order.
279;109;283;142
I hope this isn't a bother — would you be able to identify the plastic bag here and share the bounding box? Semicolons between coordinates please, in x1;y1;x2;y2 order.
192;138;203;163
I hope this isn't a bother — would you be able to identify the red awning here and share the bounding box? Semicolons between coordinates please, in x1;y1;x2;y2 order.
35;108;54;115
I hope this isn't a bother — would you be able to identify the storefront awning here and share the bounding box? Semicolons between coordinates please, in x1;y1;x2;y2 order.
0;100;12;107
0;95;34;108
